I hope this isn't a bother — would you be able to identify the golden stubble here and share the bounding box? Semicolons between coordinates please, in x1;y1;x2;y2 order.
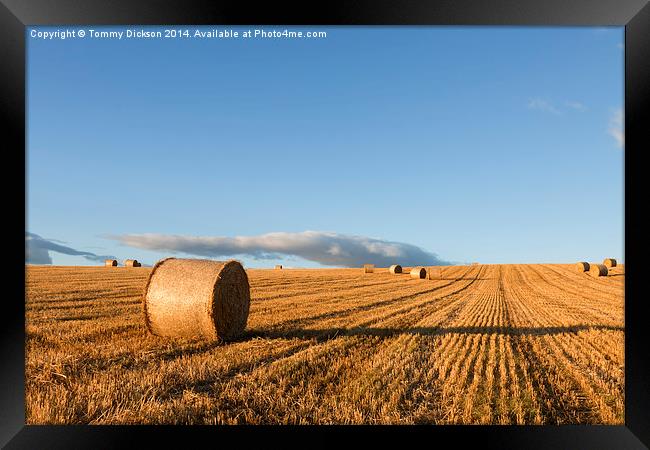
25;263;624;424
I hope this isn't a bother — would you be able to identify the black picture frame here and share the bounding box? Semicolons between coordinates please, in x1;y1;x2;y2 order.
2;0;648;448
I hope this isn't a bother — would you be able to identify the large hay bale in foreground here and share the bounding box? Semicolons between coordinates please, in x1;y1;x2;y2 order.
105;259;117;267
575;262;590;272
427;267;442;279
589;264;608;277
143;258;250;340
410;267;426;279
275;265;283;270
363;264;375;273
603;258;617;268
389;265;402;274
125;259;141;268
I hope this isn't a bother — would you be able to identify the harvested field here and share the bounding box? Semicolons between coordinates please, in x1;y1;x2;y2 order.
25;263;624;425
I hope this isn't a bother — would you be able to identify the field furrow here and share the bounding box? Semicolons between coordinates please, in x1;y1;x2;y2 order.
25;264;624;425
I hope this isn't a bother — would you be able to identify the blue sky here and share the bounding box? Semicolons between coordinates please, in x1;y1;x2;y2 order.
26;26;624;267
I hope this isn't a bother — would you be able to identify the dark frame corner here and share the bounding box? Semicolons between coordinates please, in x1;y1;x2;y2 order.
2;0;648;448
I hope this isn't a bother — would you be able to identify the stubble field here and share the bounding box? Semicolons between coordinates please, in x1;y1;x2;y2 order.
25;263;624;424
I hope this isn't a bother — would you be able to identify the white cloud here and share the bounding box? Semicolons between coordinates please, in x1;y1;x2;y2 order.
565;101;588;112
527;98;562;115
528;98;589;115
608;109;624;149
106;231;449;268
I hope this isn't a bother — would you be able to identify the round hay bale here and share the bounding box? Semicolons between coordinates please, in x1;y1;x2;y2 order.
575;262;590;272
143;258;250;341
589;264;608;277
603;258;617;268
105;259;117;267
275;265;283;270
363;264;375;273
410;267;426;279
427;267;442;279
389;264;402;274
125;259;141;268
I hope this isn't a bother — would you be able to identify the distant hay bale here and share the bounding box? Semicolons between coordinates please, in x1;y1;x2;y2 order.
143;258;250;341
471;262;480;266
389;264;402;274
589;264;608;277
275;265;283;270
105;259;117;267
363;264;375;273
427;267;442;279
603;258;617;268
410;267;426;279
124;259;141;268
575;262;590;272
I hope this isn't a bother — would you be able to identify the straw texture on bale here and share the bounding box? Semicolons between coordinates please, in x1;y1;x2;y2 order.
589;264;608;277
105;259;117;267
143;258;250;340
389;265;402;274
427;267;442;280
603;258;617;268
575;262;590;272
124;259;141;268
275;265;283;270
363;264;375;273
410;267;427;279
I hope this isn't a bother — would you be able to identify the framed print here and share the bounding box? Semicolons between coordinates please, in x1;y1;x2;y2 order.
2;0;649;447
